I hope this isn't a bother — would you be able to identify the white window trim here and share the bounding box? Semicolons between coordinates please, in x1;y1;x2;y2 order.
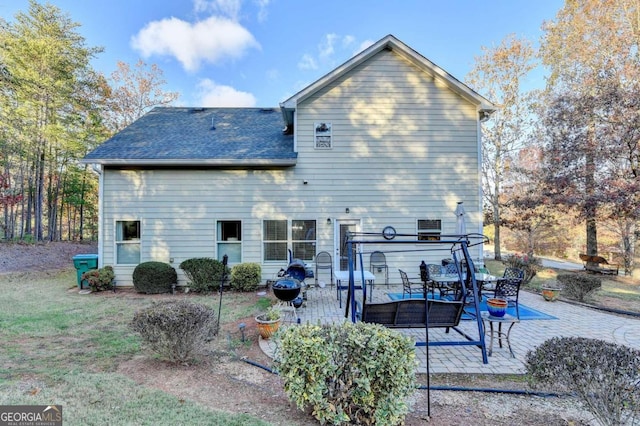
114;219;141;265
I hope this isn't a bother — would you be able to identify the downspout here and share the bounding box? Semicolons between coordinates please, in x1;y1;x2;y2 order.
90;164;104;268
477;109;492;263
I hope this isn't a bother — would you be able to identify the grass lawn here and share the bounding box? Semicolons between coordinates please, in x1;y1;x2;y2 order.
0;270;272;426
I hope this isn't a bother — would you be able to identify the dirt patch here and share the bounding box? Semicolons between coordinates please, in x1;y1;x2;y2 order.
0;241;97;274
116;336;594;426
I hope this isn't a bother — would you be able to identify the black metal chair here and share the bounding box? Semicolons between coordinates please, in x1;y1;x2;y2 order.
399;269;425;298
370;251;389;287
494;267;524;318
314;251;333;287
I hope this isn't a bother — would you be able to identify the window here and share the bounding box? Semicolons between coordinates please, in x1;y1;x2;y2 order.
263;220;316;262
417;219;441;241
116;220;140;264
314;122;332;149
263;220;287;261
292;220;316;261
217;221;242;263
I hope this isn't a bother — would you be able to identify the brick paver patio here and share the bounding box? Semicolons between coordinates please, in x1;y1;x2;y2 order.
261;281;640;374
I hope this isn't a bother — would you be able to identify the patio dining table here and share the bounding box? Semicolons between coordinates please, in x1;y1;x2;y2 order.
430;273;499;299
334;270;376;307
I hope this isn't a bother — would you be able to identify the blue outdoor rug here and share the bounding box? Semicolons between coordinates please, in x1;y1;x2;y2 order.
386;293;557;320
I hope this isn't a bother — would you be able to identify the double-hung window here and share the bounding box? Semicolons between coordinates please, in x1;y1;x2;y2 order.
263;220;287;262
263;220;316;263
116;220;140;264
417;219;441;241
217;220;242;263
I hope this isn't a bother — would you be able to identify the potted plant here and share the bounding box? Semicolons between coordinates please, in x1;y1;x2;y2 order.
541;286;561;302
255;306;282;339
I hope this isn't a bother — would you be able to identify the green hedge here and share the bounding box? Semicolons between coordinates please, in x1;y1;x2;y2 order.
132;261;177;294
230;263;261;292
179;258;227;293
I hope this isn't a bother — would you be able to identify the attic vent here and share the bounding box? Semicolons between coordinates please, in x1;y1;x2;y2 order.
190;107;206;113
259;108;274;113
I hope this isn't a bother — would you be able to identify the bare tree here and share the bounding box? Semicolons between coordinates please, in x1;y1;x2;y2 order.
465;34;537;260
539;0;640;270
102;60;179;132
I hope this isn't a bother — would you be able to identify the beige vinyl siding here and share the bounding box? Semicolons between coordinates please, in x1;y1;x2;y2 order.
100;48;483;286
293;48;482;270
101;168;325;285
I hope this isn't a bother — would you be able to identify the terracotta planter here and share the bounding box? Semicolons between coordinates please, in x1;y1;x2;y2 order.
255;316;281;339
486;298;508;317
541;287;561;302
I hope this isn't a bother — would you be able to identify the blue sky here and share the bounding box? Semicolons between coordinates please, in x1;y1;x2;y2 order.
2;0;563;107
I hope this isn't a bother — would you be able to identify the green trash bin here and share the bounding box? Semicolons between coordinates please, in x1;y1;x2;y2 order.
73;254;99;289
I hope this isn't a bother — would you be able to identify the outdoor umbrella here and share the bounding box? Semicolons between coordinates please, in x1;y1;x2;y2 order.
453;202;467;264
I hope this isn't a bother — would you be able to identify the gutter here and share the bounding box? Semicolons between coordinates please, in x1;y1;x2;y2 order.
78;158;298;167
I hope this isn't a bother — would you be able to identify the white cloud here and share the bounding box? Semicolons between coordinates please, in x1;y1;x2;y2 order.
297;54;317;70
255;0;270;22
319;33;338;59
356;39;375;55
196;78;257;107
131;16;259;72
298;33;363;71
193;0;241;19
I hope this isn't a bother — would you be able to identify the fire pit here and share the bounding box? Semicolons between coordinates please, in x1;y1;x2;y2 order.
272;277;302;302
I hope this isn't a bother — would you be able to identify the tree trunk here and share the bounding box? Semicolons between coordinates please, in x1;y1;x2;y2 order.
584;128;598;265
493;163;502;261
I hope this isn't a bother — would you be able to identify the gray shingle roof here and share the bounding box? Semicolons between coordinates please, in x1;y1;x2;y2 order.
83;107;296;166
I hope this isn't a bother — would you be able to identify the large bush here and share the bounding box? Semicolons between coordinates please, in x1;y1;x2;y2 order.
526;337;640;426
132;261;177;294
502;253;541;285
557;273;601;302
81;266;115;292
230;263;261;292
179;258;227;292
130;300;218;363
275;322;417;425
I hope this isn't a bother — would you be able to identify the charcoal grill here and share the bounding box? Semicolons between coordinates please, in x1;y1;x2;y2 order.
272;277;301;302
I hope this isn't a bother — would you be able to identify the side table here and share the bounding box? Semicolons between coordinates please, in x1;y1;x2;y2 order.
481;312;519;358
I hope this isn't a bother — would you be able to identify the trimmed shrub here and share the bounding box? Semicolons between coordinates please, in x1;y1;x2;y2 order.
81;266;115;292
179;258;226;292
230;263;261;292
526;337;640;426
502;253;541;286
132;261;177;294
130;300;218;363
557;273;601;302
275;322;417;426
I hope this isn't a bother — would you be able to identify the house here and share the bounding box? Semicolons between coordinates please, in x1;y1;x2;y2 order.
82;35;496;287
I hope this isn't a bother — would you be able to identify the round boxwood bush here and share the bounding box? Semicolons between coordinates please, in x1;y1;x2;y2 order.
133;261;177;294
130;300;218;363
179;257;227;292
230;263;261;292
526;337;640;426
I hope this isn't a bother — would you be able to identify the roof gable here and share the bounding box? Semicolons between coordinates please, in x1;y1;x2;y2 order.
280;34;496;125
